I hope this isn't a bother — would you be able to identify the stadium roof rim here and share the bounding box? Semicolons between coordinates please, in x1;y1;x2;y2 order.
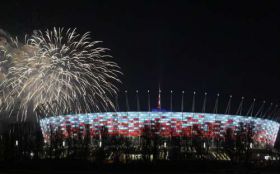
40;111;279;122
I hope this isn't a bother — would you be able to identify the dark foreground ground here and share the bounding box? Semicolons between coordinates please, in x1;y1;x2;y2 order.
0;160;279;174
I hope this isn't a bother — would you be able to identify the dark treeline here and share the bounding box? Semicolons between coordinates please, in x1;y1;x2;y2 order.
0;121;279;166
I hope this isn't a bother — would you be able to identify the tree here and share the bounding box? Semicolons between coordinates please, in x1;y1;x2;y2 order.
224;127;235;160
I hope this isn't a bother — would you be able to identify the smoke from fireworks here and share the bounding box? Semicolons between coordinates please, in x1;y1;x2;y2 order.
0;28;121;121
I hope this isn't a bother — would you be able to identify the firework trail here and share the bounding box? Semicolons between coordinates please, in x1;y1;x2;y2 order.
0;28;121;121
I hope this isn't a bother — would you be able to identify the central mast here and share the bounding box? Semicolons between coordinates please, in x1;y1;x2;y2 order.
157;85;161;110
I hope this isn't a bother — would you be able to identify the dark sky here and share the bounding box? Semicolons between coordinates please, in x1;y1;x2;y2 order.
1;1;280;112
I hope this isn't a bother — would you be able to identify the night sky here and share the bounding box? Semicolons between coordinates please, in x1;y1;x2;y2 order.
1;1;280;112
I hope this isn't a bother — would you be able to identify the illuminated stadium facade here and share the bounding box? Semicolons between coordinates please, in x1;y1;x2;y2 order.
38;90;280;163
40;111;279;148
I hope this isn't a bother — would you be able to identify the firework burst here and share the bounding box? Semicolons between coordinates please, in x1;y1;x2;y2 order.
0;28;121;121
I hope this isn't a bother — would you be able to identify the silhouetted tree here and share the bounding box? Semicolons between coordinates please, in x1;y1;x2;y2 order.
141;124;152;161
192;125;204;157
95;126;108;162
169;130;181;161
224;127;235;160
151;120;161;161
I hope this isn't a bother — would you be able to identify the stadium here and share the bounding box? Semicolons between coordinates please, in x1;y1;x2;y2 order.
40;112;279;147
38;91;280;161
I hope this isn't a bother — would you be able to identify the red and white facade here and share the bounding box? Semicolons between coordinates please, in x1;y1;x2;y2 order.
40;112;280;147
